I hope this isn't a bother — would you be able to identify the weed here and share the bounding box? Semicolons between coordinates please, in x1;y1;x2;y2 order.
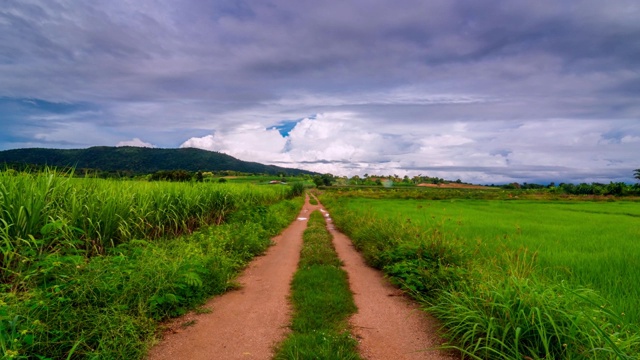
194;307;212;315
180;320;197;328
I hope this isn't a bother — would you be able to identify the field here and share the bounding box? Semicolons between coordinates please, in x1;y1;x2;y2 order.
340;198;640;323
320;191;640;359
211;174;314;186
0;170;303;359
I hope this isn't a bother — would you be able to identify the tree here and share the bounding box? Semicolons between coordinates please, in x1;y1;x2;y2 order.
313;173;334;187
635;169;640;182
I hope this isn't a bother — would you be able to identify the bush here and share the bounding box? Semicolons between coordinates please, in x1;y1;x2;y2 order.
289;182;305;198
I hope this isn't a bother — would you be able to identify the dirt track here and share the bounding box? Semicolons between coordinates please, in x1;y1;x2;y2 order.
147;195;455;360
146;199;310;360
322;206;454;359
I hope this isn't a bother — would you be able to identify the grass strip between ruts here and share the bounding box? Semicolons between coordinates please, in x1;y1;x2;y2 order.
274;210;361;360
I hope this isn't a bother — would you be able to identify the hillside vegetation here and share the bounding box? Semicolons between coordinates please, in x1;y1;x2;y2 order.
0;146;316;176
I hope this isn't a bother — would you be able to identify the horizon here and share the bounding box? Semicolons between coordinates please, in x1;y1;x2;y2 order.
2;145;638;186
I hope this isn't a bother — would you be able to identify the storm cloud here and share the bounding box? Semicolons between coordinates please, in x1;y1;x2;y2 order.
1;0;638;183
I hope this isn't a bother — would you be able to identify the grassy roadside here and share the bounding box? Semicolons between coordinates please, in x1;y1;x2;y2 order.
320;195;640;359
274;211;361;360
1;197;303;359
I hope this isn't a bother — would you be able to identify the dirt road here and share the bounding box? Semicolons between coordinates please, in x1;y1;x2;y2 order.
322;206;455;359
147;198;313;360
147;196;455;359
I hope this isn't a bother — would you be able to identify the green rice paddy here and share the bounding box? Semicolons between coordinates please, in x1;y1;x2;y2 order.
340;198;640;324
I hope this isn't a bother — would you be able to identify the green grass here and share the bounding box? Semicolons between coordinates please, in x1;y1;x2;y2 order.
0;170;304;359
0;170;295;284
222;175;314;186
337;198;640;324
320;194;640;359
275;211;360;360
431;271;638;359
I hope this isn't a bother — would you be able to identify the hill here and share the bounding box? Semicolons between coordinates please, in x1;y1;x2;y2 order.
0;146;316;176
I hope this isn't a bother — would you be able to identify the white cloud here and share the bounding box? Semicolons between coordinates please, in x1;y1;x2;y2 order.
116;138;156;148
621;135;640;143
180;114;639;183
180;123;288;163
180;113;405;175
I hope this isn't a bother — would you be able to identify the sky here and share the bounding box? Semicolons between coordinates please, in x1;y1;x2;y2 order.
1;0;639;184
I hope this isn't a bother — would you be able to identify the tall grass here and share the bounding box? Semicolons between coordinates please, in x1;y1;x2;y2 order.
0;169;304;359
1;194;303;359
337;198;640;324
0;169;292;284
320;194;640;359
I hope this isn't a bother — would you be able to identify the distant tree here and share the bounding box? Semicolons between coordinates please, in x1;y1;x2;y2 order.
321;173;334;186
313;174;334;187
503;182;521;190
150;169;192;182
635;169;640;182
606;182;625;196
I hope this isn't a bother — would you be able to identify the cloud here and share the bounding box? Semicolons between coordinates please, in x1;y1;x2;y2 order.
181;123;287;163
116;138;156;148
2;1;640;183
180;113;639;183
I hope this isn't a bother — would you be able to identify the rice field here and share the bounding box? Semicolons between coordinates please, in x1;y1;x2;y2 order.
321;193;640;358
347;199;640;323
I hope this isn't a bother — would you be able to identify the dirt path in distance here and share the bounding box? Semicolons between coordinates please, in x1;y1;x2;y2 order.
147;196;318;360
319;202;456;360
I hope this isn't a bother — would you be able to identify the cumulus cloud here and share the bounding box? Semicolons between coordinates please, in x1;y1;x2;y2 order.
181;124;287;163
180;113;639;183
